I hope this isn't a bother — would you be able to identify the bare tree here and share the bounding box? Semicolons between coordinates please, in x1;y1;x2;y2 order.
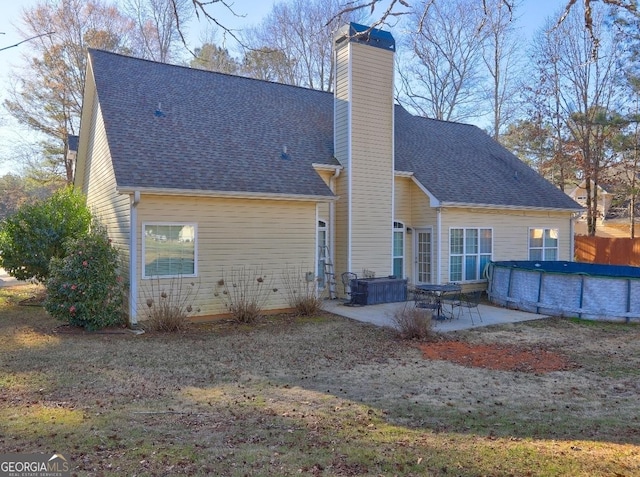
526;4;623;235
327;0;637;45
4;0;137;183
125;0;192;62
397;0;488;122
521;16;578;192
480;0;521;140
241;0;361;91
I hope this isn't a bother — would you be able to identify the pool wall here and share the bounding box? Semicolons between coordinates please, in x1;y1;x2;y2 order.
486;261;640;322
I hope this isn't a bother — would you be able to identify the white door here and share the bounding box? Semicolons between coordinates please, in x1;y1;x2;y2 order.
414;228;433;285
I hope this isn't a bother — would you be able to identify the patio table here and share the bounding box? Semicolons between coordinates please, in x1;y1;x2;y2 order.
416;283;461;320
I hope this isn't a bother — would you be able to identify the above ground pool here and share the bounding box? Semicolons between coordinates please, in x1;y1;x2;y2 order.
487;261;640;322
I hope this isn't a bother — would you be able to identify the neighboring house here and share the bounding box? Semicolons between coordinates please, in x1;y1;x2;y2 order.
74;23;581;323
568;179;613;233
568;178;640;238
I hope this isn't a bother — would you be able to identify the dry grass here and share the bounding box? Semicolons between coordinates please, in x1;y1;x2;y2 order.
1;284;639;476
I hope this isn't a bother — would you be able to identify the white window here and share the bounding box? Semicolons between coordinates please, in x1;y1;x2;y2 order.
393;221;404;278
449;228;492;282
317;220;327;288
143;223;197;278
529;228;558;261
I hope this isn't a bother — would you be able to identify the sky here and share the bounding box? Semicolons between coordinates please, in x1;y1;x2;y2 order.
0;0;561;177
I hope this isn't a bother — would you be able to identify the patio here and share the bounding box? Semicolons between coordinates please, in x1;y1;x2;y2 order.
322;297;549;332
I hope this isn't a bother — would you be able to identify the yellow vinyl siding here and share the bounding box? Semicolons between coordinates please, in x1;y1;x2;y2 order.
440;208;572;282
334;45;350;167
334;172;349;287
338;41;395;277
394;177;412;223
135;196;317;318
394;177;413;280
314;170;332;222
82;93;131;271
409;182;437;226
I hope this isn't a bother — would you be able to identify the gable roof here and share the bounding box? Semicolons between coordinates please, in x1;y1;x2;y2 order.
86;49;335;199
394;109;580;210
84;49;580;211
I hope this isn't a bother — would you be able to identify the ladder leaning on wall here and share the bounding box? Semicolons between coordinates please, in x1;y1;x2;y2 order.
320;245;337;299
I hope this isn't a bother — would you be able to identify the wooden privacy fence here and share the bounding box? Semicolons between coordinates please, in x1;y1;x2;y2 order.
575;236;640;266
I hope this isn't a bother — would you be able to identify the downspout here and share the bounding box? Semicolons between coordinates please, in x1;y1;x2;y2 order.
129;191;140;325
570;212;577;261
437;207;442;284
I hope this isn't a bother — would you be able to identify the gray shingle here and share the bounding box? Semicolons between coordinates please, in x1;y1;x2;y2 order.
88;49;580;210
394;109;580;210
89;49;335;197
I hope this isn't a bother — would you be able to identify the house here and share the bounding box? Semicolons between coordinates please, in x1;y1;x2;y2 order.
568;178;640;238
568;179;613;233
74;23;582;323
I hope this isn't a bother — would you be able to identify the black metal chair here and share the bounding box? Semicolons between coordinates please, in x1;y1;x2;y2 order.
341;272;365;306
407;286;440;316
451;290;483;324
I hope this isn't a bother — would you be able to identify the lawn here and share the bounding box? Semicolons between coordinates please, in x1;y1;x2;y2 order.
0;284;639;476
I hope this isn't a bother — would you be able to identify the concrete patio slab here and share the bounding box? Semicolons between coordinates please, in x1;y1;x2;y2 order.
322;298;549;332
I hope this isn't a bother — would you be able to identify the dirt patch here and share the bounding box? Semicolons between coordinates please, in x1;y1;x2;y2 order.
417;340;578;373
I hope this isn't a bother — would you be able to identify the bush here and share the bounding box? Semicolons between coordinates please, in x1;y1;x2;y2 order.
142;276;199;332
44;222;126;331
281;266;322;316
391;306;435;340
215;266;276;323
0;187;91;283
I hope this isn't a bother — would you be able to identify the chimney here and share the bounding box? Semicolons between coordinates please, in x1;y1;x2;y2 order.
333;23;396;277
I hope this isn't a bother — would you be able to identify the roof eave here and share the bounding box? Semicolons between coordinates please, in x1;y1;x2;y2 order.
438;201;584;213
116;186;338;202
312;163;343;173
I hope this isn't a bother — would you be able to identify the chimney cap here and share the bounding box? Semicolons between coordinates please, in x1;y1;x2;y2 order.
335;22;395;52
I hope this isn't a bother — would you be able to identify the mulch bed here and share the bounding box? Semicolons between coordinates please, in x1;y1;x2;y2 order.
417;340;579;373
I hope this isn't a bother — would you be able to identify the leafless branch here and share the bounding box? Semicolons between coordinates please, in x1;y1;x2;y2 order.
172;0;247;56
325;0;411;30
0;32;55;52
553;0;638;58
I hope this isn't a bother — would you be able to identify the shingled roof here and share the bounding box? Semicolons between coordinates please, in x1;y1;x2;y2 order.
393;108;580;210
88;49;335;198
86;49;579;210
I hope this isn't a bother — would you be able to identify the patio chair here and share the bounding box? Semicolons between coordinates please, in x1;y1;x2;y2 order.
408;286;440;315
341;272;365;306
451;290;483;325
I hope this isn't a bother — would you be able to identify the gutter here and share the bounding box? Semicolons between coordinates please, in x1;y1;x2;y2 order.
437;201;584;213
116;187;337;203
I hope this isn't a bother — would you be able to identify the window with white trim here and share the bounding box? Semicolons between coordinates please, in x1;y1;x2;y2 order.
143;223;197;278
317;220;327;288
393;221;404;278
529;228;558;261
449;228;492;282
